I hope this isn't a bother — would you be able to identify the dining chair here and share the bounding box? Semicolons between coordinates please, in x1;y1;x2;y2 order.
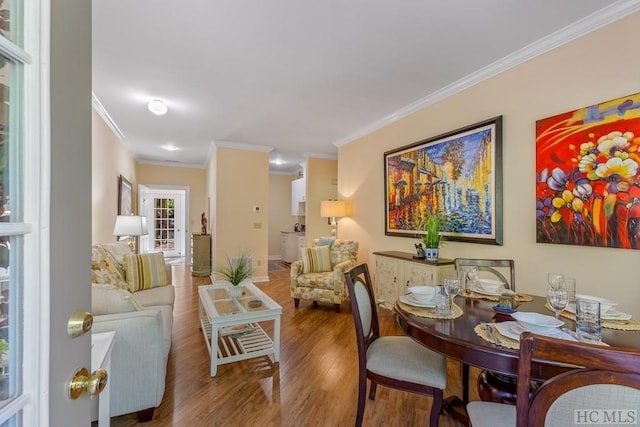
467;332;640;427
344;263;447;427
454;258;516;290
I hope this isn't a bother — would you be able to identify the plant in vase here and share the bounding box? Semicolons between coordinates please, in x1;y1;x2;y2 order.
417;214;448;261
216;253;253;298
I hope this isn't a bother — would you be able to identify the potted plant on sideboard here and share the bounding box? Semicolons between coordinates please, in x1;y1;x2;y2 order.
417;214;447;261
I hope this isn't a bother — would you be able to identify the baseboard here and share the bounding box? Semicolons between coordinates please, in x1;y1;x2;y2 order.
252;275;270;283
268;255;282;261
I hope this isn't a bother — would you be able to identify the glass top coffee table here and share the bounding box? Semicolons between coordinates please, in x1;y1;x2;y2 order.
198;282;283;377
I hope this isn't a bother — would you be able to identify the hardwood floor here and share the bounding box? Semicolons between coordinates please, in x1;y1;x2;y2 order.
110;263;474;426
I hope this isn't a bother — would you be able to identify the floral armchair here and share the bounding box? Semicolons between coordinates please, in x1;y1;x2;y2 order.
290;239;359;313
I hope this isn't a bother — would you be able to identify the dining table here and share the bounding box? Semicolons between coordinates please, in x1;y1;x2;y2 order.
395;292;640;425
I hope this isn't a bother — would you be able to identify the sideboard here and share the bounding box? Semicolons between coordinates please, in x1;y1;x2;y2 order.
373;251;455;309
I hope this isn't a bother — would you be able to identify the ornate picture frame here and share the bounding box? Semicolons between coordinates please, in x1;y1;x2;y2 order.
384;116;503;245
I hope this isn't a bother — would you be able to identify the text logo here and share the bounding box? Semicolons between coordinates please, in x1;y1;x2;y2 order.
574;410;637;425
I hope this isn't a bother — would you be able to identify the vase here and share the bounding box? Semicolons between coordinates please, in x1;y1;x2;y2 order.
227;285;243;298
425;248;438;261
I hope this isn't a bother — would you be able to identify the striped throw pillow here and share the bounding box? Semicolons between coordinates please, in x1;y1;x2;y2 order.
301;245;332;273
124;252;169;293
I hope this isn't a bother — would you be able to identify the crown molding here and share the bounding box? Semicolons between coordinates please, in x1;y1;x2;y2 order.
333;0;640;148
137;159;206;169
91;93;128;147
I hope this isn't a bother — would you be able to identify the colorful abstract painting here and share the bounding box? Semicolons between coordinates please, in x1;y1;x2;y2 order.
536;92;640;249
384;116;503;245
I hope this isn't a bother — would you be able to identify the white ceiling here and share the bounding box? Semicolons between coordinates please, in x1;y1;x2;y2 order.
92;0;637;174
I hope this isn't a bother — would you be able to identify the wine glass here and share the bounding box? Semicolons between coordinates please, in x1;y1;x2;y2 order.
547;273;565;290
546;287;569;319
445;277;462;312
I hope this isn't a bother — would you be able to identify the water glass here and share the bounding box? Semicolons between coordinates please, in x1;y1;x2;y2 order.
445;277;462;302
546;287;568;319
435;285;451;315
575;298;602;343
547;273;565;290
564;278;576;303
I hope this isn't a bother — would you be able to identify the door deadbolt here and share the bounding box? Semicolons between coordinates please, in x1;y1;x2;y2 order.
68;367;108;399
67;310;93;338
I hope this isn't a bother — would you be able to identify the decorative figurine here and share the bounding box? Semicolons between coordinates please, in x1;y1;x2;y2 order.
414;243;426;259
201;212;207;235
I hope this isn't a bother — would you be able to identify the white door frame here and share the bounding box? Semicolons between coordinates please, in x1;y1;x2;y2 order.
138;185;190;265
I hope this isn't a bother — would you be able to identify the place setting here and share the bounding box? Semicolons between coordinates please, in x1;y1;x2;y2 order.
462;267;533;303
475;311;577;350
397;277;464;319
543;273;640;332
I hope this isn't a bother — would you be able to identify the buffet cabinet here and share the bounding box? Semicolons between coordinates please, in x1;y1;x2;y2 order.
373;251;455;308
191;234;212;277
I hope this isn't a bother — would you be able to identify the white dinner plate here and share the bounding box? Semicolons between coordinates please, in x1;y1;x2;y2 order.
565;303;632;321
399;294;436;308
493;321;575;342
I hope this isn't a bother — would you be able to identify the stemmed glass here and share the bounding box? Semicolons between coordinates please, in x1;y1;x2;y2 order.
546;287;569;319
547;273;565;290
445;277;462;313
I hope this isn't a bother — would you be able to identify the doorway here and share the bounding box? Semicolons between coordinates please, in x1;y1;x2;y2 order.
139;185;190;265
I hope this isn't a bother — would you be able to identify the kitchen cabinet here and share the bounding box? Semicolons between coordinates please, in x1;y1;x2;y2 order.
281;232;305;263
291;177;306;216
191;234;212;277
373;251;454;309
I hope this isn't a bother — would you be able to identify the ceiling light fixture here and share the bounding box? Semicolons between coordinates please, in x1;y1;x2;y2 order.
147;99;168;115
161;144;180;151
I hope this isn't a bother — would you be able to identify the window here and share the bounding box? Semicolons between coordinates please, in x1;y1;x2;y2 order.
0;0;45;424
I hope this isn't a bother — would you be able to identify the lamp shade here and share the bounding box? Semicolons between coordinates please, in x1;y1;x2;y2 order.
320;200;348;218
113;215;148;236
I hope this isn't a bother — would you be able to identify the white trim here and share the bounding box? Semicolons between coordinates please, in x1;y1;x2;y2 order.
91;92;128;146
333;0;640;148
0;34;33;64
137;159;206;169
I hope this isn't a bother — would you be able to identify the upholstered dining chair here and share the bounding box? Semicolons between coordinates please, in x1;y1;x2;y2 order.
290;238;358;313
467;332;640;427
454;258;516;290
344;263;447;427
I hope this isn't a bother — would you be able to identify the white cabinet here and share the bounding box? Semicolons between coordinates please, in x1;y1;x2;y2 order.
291;178;306;216
281;232;304;263
373;251;455;308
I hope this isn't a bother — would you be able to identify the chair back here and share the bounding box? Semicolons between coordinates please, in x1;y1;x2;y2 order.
313;238;359;267
344;264;380;369
516;332;640;427
454;258;515;290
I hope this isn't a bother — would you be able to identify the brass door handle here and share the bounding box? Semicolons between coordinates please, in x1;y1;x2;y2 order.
68;367;108;399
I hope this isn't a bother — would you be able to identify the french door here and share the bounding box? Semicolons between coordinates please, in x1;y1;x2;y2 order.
139;187;187;260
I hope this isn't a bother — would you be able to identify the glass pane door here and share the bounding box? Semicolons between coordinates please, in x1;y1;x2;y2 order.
153;196;183;257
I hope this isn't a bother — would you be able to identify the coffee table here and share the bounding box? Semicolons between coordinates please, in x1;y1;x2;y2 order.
198;282;282;377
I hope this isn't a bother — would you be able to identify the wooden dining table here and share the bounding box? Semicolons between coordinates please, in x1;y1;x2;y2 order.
395;294;640;424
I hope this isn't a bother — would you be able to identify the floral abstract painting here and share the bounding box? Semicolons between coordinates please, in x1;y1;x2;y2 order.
536;92;640;249
385;116;503;245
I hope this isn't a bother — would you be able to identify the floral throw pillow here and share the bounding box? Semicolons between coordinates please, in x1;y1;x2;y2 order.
91;245;129;290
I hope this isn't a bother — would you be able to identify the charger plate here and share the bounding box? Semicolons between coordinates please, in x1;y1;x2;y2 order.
397;300;463;320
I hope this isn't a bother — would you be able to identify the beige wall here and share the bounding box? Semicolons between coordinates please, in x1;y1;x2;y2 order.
91;110;137;244
136;164;207;236
339;13;640;317
269;174;295;258
305;157;338;244
211;147;270;279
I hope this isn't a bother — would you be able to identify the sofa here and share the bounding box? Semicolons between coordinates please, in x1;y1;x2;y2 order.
90;241;174;422
290;238;358;312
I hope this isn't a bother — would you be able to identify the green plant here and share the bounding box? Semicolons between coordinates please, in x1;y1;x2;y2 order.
418;214;447;249
216;253;253;286
0;339;7;356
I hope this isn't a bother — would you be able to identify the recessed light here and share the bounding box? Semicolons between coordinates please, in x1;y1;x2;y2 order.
148;99;168;115
161;144;180;151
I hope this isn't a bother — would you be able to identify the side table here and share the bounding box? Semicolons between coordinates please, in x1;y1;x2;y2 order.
92;331;115;426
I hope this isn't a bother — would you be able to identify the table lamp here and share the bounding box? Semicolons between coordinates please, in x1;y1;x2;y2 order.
320;200;348;237
113;215;148;252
